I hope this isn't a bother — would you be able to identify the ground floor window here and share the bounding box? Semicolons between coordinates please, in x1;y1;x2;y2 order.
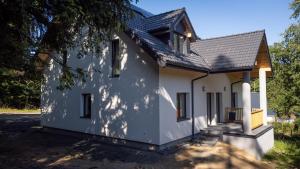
177;93;189;121
81;93;91;118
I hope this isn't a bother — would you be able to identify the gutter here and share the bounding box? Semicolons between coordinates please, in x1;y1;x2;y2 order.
191;71;209;140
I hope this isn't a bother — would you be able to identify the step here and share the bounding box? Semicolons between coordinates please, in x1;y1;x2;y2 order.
200;129;223;137
193;134;220;146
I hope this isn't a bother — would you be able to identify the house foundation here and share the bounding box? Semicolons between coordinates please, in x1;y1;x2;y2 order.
222;125;274;160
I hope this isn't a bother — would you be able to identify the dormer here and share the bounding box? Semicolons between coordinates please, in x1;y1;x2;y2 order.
145;8;197;55
171;11;197;55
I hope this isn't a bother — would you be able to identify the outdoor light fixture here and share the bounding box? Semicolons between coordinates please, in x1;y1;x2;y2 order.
202;86;205;91
224;86;226;91
187;32;192;38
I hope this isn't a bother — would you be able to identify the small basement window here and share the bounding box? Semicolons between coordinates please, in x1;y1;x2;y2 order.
111;39;120;77
81;94;91;118
176;93;190;121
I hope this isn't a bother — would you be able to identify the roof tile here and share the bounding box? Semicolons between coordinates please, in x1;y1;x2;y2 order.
128;5;266;73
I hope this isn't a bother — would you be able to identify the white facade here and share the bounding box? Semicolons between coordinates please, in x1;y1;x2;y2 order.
41;32;239;145
41;33;160;144
41;32;272;150
156;68;232;144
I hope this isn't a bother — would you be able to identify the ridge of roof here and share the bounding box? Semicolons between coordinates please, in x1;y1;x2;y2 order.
130;4;154;18
198;30;265;41
145;7;185;18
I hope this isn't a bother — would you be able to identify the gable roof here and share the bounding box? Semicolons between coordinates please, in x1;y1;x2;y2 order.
127;6;210;72
190;30;266;72
127;5;270;73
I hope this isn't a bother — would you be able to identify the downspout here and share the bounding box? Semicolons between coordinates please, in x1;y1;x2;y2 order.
230;80;241;107
191;71;209;140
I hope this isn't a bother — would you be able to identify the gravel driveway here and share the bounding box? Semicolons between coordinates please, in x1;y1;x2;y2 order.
0;113;274;169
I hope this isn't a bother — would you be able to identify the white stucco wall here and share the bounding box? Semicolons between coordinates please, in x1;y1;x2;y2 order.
194;73;232;126
41;33;160;144
158;69;232;144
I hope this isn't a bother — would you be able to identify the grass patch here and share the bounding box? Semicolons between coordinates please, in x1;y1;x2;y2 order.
0;107;40;113
263;134;300;168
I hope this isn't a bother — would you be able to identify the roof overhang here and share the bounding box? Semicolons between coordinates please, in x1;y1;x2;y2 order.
210;31;273;79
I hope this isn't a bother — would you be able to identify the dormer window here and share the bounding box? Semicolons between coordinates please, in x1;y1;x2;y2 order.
173;32;190;55
173;33;184;53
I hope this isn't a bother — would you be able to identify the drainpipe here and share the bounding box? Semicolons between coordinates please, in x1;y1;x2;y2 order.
230;80;241;107
191;71;209;140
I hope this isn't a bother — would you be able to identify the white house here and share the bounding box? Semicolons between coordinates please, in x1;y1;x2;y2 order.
40;5;274;159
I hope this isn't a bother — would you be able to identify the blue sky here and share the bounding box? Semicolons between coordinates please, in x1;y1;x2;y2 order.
135;0;295;45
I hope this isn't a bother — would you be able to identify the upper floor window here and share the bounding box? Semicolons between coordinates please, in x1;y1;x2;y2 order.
81;93;91;118
111;39;120;77
173;33;184;53
173;32;190;55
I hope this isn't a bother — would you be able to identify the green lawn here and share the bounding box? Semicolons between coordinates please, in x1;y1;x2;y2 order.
0;107;40;113
263;134;300;169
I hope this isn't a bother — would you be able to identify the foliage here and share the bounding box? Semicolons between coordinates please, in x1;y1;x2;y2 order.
273;121;299;137
263;135;300;169
267;23;300;118
251;79;259;92
264;119;300;168
260;0;300;120
0;68;41;109
0;0;136;90
0;0;137;108
291;0;300;19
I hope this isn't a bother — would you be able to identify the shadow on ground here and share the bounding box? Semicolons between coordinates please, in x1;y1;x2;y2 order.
0;114;273;169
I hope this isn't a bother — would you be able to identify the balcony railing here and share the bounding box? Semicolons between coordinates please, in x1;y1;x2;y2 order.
224;107;243;122
251;109;263;129
224;107;263;130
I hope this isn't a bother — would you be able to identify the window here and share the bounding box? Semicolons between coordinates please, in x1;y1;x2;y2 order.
173;33;185;53
173;33;178;52
177;93;189;121
184;38;190;55
111;39;120;77
81;94;91;118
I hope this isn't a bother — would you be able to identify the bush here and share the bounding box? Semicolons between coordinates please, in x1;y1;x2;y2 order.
0;69;41;109
273;118;300;136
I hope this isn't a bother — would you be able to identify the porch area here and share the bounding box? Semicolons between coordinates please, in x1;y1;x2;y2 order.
204;107;264;134
224;107;264;131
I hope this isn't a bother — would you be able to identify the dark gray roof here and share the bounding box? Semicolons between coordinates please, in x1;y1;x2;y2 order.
190;30;265;72
126;28;210;71
127;6;210;72
127;5;267;73
130;5;154;17
144;8;184;31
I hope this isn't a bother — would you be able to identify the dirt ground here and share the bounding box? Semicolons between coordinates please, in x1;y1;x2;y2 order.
0;113;274;169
